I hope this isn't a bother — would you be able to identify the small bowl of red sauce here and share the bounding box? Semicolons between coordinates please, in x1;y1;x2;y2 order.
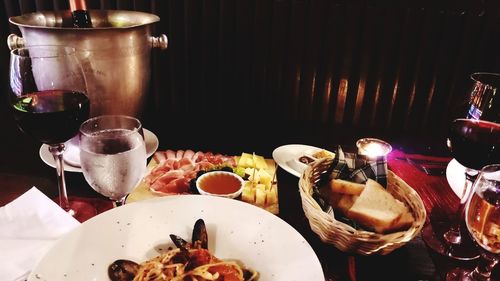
196;171;244;199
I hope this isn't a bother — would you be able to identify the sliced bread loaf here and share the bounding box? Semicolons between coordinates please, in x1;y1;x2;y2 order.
346;179;412;233
328;179;365;195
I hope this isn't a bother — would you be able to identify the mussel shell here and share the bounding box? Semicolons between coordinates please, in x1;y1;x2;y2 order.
169;234;189;249
108;259;139;281
192;218;208;249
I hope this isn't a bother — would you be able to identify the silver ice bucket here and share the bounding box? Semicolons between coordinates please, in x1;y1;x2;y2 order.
8;10;168;118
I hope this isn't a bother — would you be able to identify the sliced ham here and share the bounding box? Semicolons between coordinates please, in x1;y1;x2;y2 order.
178;157;195;171
192;151;204;162
146;149;237;195
158;169;185;180
145;159;178;183
153;151;167;163
166;149;176;159
176;150;185;159
195;160;216;171
150;177;190;194
183;149;195;161
149;171;184;188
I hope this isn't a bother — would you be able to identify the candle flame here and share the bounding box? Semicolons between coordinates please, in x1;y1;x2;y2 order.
362;143;386;157
356;138;392;158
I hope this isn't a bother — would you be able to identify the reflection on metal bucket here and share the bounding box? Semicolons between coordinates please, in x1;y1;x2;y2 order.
8;9;168;118
77;46;151;117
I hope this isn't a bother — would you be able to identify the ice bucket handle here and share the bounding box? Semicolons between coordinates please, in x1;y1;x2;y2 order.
150;34;168;50
7;34;25;50
8;33;168;51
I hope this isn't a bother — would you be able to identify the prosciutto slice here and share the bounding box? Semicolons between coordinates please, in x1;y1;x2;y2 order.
166;149;177;159
147;150;236;195
183;149;195;161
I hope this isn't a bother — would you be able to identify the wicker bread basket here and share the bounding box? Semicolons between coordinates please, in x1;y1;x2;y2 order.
299;157;426;255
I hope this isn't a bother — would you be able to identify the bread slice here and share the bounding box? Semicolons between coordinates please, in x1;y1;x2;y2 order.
319;188;358;215
347;179;410;233
389;205;414;232
328;179;365;195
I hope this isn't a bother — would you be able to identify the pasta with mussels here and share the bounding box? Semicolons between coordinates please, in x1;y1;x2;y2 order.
108;219;258;281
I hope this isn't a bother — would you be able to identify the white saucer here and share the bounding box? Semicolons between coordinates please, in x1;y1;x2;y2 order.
39;128;159;173
446;158;466;199
272;144;325;177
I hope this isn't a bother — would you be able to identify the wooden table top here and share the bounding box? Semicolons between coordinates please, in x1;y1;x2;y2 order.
0;121;498;281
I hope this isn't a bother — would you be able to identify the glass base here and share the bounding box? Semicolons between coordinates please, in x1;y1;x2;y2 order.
67;199;98;222
54;196;110;223
422;222;480;261
446;268;475;281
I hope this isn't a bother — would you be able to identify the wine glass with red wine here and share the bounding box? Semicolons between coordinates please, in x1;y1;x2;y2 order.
446;164;499;281
8;46;95;221
423;72;500;261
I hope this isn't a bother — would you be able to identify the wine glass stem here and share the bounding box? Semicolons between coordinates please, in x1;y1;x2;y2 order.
472;253;499;280
443;170;477;245
48;144;71;212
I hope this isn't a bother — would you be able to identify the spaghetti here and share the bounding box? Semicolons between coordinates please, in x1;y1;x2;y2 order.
131;247;258;281
108;219;258;281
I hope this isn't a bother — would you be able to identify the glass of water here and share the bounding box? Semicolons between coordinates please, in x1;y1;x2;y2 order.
79;115;147;206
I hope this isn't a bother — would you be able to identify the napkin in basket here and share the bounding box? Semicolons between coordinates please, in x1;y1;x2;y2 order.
326;145;388;187
0;187;80;281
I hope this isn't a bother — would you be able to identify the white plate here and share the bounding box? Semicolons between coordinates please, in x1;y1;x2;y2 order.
39;128;159;173
28;195;323;281
446;158;467;199
272;144;325;177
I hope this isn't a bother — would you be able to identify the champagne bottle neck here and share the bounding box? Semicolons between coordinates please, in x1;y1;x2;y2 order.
72;10;92;28
69;0;87;11
69;0;91;28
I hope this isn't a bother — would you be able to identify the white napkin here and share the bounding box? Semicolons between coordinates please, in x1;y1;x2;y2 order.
0;187;80;281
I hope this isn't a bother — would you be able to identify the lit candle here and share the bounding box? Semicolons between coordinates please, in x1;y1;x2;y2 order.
356;138;392;158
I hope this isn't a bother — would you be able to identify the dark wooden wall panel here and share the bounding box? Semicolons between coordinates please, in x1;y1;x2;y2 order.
266;0;289;118
200;0;220;114
2;0;500;142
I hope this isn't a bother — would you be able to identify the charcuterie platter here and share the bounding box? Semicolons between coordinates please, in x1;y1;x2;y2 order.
127;150;279;214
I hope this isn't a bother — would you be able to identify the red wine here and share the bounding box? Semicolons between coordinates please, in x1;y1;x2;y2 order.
12;90;90;145
448;119;500;170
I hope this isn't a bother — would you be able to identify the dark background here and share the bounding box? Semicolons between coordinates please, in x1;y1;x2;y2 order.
1;0;500;156
1;1;499;280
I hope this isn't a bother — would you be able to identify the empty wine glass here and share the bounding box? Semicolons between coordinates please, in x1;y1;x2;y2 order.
447;164;500;280
79;115;147;206
8;45;96;221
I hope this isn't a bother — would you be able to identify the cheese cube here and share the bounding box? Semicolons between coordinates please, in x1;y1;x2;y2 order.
255;183;266;191
255;189;266;206
238;153;268;169
241;187;256;203
239;153;253;167
266;188;278;204
258;169;272;187
253;155;268;169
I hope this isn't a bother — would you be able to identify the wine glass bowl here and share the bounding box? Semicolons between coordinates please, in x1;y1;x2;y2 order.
9;47;90;143
8;45;95;221
79;115;147;206
447;164;500;280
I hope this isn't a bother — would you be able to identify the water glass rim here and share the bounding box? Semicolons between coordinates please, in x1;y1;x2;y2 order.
79;115;143;137
479;164;500;173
